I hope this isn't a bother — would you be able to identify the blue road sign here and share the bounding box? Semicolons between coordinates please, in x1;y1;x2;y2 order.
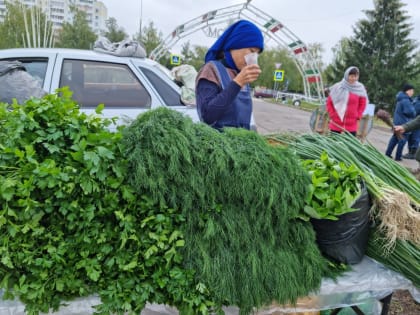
170;54;181;65
274;70;284;82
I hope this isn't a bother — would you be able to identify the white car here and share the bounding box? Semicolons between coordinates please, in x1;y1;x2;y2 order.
0;48;200;126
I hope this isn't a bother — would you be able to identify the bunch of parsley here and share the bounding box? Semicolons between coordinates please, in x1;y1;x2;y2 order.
0;89;213;314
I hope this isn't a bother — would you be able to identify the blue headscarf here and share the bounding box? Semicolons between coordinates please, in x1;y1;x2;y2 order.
205;20;264;71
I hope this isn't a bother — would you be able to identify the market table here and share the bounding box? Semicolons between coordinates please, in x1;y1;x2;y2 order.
0;257;418;315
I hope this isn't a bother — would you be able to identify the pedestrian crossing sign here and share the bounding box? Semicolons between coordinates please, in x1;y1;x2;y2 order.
274;70;284;82
170;54;181;65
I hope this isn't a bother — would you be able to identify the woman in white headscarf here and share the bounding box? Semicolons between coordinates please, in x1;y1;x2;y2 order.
326;66;369;135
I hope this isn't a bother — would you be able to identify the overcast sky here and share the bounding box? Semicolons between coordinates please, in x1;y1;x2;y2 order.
100;0;420;63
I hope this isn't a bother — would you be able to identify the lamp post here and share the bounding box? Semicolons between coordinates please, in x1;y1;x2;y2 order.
139;0;143;38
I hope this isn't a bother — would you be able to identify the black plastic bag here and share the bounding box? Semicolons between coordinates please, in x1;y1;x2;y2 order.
0;61;45;104
310;182;372;264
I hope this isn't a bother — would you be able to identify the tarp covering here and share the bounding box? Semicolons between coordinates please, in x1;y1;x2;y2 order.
93;37;147;58
0;257;418;315
171;64;197;105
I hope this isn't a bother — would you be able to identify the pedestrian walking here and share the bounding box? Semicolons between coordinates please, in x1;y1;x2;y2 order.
385;84;416;161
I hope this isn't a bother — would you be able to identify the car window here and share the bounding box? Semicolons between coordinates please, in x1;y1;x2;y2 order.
152;63;174;80
60;59;151;108
139;67;184;106
2;57;48;86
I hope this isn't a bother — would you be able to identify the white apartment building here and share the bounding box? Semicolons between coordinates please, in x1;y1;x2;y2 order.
0;0;107;34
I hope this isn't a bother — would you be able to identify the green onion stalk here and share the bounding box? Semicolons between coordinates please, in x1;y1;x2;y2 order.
266;132;420;248
367;227;420;287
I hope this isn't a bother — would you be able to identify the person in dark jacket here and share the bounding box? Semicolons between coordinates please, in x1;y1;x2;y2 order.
195;20;264;130
402;94;420;159
395;115;420;171
385;84;416;161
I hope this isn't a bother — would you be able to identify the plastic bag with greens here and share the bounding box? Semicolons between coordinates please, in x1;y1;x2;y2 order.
0;60;45;104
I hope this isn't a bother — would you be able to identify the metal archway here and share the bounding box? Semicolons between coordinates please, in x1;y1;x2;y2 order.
150;1;324;101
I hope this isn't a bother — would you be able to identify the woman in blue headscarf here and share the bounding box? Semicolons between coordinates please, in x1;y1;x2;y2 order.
195;20;264;130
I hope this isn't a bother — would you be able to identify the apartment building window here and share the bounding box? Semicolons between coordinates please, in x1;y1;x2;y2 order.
50;8;64;14
50;15;64;20
51;1;64;7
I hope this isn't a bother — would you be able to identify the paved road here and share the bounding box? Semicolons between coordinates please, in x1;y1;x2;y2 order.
252;98;418;170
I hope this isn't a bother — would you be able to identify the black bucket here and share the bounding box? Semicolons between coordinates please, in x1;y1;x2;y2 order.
310;182;372;264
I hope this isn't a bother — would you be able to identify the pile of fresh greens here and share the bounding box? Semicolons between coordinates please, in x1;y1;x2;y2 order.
367;227;420;287
268;132;420;287
301;151;362;220
268;132;419;243
122;108;341;315
0;90;213;314
268;132;419;205
0;94;345;315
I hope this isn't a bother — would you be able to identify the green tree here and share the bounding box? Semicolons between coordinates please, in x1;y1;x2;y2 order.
189;45;208;71
180;41;194;64
328;0;419;111
102;17;127;42
0;1;52;49
324;37;352;86
307;42;328;97
411;51;420;96
308;42;325;72
55;7;97;49
255;48;302;92
177;43;208;71
134;21;164;58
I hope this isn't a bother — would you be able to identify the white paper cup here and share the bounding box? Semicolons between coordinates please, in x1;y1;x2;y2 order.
244;52;258;65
